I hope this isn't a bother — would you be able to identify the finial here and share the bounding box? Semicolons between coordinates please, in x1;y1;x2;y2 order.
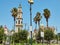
18;4;22;8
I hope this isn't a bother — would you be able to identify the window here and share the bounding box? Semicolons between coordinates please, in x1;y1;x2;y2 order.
16;21;17;24
18;20;20;24
21;21;22;24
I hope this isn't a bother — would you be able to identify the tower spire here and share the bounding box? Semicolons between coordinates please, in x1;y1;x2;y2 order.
18;4;22;8
18;4;23;14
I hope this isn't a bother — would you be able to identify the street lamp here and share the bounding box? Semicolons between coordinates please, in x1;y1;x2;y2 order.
28;0;34;45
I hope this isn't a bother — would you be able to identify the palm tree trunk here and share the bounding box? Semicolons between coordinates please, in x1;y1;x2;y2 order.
38;21;40;30
46;19;48;28
38;21;40;35
37;21;38;30
35;22;37;30
14;17;15;31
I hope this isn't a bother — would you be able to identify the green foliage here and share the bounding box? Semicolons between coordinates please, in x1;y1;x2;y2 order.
0;25;4;43
57;33;60;40
18;30;28;43
43;9;50;19
12;30;28;43
12;32;19;43
36;12;42;21
33;12;42;23
11;7;17;18
54;34;58;40
44;29;54;42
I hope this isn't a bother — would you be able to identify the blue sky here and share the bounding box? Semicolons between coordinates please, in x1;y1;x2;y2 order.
0;0;60;33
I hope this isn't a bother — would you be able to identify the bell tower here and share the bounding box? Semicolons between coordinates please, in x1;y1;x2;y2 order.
15;4;23;32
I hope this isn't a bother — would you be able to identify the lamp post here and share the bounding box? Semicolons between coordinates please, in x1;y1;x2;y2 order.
28;0;34;45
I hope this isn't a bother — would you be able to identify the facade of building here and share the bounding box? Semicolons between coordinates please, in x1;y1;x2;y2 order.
15;4;23;32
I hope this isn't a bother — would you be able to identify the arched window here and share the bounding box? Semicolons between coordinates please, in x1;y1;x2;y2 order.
16;21;17;24
18;20;20;24
21;21;22;24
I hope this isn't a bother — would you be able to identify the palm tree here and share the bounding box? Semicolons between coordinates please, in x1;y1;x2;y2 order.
11;8;17;30
36;12;42;29
43;9;50;27
34;12;42;42
34;12;42;30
